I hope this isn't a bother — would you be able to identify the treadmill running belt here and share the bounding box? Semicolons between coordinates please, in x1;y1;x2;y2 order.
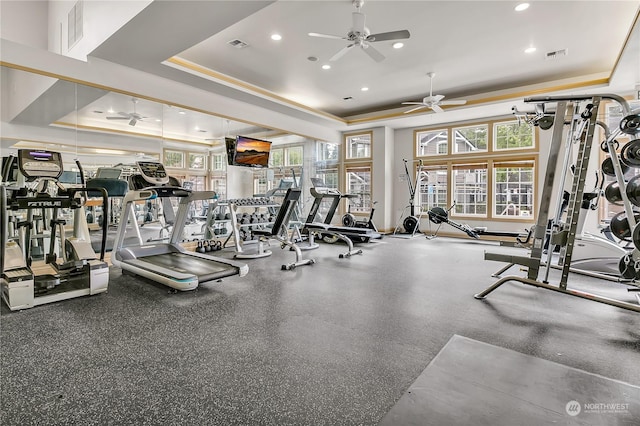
141;253;237;282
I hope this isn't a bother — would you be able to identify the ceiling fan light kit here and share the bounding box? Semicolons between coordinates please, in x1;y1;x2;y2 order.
106;97;148;126
402;72;468;114
308;0;410;63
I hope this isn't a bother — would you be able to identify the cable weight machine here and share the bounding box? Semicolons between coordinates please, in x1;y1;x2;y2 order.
476;94;640;313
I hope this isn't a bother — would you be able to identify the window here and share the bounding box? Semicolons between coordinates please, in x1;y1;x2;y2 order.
315;141;340;191
493;161;535;217
418;166;448;213
453;165;487;216
416;129;448;156
270;148;284;168
345;165;372;212
164;150;184;168
287;146;303;166
453;125;487;153
210;177;226;200
315;167;339;189
317;142;339;164
212;153;226;171
188;153;206;170
269;145;303;167
494;121;534;150
345;133;371;159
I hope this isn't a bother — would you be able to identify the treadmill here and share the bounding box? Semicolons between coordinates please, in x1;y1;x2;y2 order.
303;184;381;243
111;161;248;291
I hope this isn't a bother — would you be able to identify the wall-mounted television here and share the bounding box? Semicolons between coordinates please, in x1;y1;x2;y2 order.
226;135;272;168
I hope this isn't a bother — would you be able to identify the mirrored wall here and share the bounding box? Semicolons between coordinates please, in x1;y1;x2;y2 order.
0;65;338;201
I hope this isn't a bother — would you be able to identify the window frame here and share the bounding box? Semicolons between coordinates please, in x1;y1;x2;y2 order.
344;131;373;161
413;117;538;222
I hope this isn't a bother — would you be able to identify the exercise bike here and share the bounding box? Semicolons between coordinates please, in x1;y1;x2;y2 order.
341;200;379;233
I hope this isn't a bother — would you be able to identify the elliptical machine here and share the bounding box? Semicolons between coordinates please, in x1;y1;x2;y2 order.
393;159;427;237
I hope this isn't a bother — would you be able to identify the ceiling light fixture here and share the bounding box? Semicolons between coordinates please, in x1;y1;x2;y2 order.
322;64;331;70
178;111;186;115
525;46;537;53
361;87;369;92
515;3;530;12
392;42;404;49
271;34;282;41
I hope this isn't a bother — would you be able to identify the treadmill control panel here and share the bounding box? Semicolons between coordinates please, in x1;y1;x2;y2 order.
18;149;63;180
137;161;170;186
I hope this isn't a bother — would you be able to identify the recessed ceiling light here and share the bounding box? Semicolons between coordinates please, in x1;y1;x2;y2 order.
392;42;404;49
515;3;529;12
322;64;331;70
308;56;318;62
361;87;369;92
107;109;115;114
178;111;186;115
271;34;282;41
525;46;537;54
155;119;161;122
343;96;353;101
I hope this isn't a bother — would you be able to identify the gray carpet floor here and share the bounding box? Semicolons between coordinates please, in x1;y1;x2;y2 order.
1;236;639;425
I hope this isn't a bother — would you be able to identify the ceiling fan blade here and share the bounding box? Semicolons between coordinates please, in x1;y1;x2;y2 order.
404;105;428;114
362;43;385;62
330;44;355;62
401;102;425;105
106;116;129;120
308;32;344;40
129;118;137;126
352;12;366;33
367;29;410;42
431;104;444;113
439;100;468;106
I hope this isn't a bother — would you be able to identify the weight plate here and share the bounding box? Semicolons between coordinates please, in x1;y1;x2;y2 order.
620;139;640;167
619;113;640;135
627;175;640;207
633;223;640;251
604;182;623;206
618;253;640;280
610;211;640;241
601;156;629;177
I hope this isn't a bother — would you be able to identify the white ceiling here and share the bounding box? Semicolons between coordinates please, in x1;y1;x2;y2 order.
89;0;640;121
3;0;640;145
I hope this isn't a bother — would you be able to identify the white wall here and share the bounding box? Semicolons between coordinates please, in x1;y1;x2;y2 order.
48;0;151;60
0;1;48;49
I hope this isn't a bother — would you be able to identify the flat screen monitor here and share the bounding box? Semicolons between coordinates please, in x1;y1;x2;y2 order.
232;135;272;168
96;167;122;179
225;137;236;166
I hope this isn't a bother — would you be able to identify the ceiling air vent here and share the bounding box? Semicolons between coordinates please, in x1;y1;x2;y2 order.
545;48;568;60
227;39;249;49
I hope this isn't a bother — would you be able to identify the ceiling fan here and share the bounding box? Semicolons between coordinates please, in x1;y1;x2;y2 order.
106;97;147;126
402;72;467;113
308;0;410;63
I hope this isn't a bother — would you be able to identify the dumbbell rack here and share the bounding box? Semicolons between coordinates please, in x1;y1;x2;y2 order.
227;198;280;256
